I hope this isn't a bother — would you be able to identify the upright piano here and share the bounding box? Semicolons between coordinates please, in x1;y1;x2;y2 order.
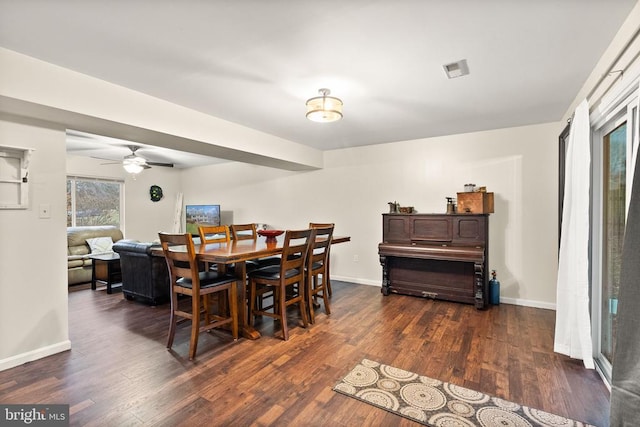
378;213;489;309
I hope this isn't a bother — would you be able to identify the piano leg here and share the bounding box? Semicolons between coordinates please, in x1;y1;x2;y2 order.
474;260;485;309
380;254;390;296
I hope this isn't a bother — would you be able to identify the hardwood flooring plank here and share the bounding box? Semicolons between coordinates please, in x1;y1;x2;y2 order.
0;281;609;426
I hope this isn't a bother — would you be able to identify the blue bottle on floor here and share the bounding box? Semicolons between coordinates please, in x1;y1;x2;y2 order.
489;270;500;305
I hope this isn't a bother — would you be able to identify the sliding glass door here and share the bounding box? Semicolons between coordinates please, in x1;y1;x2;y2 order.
592;95;638;381
601;122;626;364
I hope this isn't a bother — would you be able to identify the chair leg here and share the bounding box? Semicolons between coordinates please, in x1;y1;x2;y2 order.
321;274;331;315
166;292;178;349
307;275;316;324
298;281;309;329
279;285;289;341
189;294;201;360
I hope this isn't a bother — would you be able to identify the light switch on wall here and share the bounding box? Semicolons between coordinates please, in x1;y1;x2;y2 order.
39;203;51;219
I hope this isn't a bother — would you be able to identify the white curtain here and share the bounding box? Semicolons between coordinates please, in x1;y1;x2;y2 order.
554;99;595;369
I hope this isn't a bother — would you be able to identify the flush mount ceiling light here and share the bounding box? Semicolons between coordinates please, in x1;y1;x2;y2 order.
306;88;343;123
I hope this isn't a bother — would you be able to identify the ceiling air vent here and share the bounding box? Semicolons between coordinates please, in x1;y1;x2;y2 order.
443;59;469;79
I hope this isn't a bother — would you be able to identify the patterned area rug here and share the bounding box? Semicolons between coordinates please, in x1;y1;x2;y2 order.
333;359;596;427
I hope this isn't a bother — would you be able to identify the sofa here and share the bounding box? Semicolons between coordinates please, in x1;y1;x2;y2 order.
67;226;124;286
112;240;170;305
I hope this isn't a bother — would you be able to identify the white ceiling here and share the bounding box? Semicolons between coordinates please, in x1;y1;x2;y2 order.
0;1;637;167
65;129;225;169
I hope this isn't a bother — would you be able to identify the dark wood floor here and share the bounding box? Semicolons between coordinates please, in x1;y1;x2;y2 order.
0;281;609;426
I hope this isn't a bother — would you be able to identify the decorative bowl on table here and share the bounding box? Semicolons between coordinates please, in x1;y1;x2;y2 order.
257;229;284;243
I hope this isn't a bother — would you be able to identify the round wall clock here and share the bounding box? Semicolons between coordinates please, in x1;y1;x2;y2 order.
149;185;163;202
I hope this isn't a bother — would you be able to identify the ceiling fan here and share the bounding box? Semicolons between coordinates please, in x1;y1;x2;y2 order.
106;145;174;174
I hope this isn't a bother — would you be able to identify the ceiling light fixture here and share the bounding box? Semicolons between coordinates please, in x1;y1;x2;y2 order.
122;155;146;174
306;88;343;123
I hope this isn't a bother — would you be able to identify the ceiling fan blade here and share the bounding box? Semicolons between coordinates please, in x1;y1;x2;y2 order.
91;156;120;164
147;161;174;168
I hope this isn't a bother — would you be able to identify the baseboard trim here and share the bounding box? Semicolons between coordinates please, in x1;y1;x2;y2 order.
331;276;556;310
0;340;71;372
331;275;380;287
499;297;556;310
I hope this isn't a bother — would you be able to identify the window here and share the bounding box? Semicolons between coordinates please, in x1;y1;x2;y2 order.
67;176;123;228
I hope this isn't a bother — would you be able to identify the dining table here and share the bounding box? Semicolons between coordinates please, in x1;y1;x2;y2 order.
191;233;351;339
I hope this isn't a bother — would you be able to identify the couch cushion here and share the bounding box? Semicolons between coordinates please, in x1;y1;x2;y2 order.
87;236;114;254
67;226;123;248
68;245;88;256
68;259;84;268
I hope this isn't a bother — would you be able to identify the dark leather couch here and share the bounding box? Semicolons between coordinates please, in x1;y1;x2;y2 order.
112;240;170;305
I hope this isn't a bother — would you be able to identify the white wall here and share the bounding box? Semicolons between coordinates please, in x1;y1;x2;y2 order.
0;117;70;370
181;122;560;308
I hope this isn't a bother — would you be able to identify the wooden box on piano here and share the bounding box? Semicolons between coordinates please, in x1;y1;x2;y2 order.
456;192;494;214
378;213;489;308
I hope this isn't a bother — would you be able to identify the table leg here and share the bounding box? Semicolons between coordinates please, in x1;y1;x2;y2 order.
91;260;98;290
234;261;261;340
106;261;113;294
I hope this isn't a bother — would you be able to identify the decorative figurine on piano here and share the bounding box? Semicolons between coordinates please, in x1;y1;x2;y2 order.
446;197;456;214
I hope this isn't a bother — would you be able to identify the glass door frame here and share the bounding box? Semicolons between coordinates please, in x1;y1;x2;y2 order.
590;89;638;382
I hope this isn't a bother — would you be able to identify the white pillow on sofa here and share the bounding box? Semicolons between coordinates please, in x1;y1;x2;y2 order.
86;236;114;254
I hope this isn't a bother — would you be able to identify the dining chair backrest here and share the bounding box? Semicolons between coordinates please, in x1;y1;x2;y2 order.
309;222;336;297
309;222;334;229
198;225;231;245
308;222;335;265
280;228;314;282
307;225;333;268
305;225;334;323
159;232;200;291
230;223;258;240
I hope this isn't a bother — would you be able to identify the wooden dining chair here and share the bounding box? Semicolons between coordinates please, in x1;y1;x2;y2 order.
199;224;230;244
309;222;335;297
198;225;231;272
159;232;239;360
305;224;334;323
247;228;313;340
230;223;280;268
230;223;258;240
